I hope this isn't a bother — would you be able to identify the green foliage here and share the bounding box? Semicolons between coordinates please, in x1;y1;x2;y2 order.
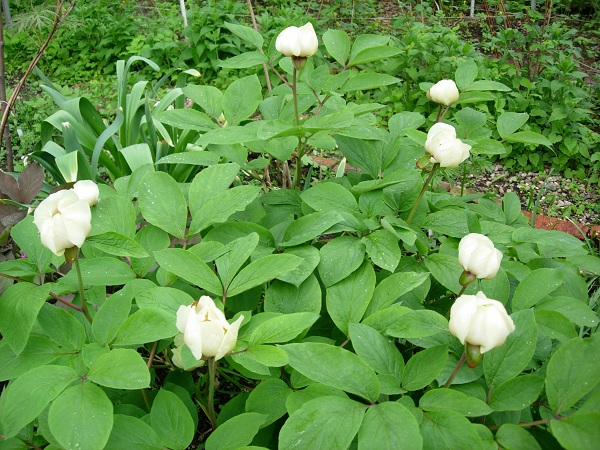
1;6;600;450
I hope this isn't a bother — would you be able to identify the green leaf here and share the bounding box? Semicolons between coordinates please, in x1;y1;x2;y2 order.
278;245;321;286
222;75;262;125
154;248;223;296
470;138;507;155
550;412;600;450
135;286;194;316
155;108;216;131
279;396;364;450
189;185;262;234
504;131;553;148
238;344;289;368
48;383;113;450
512;268;563;311
224;22;264;49
535;310;577;342
512;227;587;258
301;181;358;213
349;323;403;379
0;335;60;382
365;272;429;317
424;253;463;294
362;229;401;272
11;215;53;272
0;365;79;437
188;163;240;212
156;151;219;167
105;414;164;450
488;375;544;411
402;345;448;391
86;232;148;258
245;378;292;426
536;296;599;327
497;112;529;139
206;413;266;450
120;143;154;172
342;73;400;91
484;309;537;388
0;283;51;355
358;401;421;450
62;257;136;286
464;80;510;91
496;424;542;450
420;410;485;450
326;261;376;335
92;280;153;345
114;307;179;346
227;254;302;297
131;225;171;277
91;194;137;237
280;210;344;247
323;29;351;66
249;312;319;345
219;51;268;69
265;276;321;315
387;309;449;339
455;59;478;90
37;303;86;350
88;348;150;389
420;388;493;417
546;335;600;414
182;85;223;118
388;111;425;137
281;342;380;402
318;236;365;287
138;171;188;239
348;46;401;67
150;389;195;450
423;209;470;238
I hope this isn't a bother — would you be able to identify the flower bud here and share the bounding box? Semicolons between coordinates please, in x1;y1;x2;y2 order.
449;291;515;354
427;79;460;106
275;22;318;58
424;123;471;168
175;296;243;361
458;233;502;280
465;342;483;368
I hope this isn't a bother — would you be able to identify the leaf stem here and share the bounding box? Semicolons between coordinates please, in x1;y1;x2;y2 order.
443;352;466;388
406;164;439;225
74;258;93;323
207;357;218;430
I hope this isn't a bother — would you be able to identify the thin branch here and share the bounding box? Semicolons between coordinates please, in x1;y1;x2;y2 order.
246;0;272;92
0;0;76;145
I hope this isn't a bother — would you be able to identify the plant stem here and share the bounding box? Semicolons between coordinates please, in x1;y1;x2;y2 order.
291;66;304;190
406;164;439;225
207;357;217;430
444;352;466;388
74;258;93;323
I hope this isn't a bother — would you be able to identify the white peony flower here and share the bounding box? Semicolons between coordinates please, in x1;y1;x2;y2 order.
275;22;318;57
458;233;503;280
427;79;460;106
72;180;99;206
424;122;471;168
175;296;244;361
449;291;515;353
33;190;92;256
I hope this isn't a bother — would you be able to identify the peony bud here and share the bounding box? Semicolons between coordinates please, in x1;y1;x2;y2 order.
458;233;503;280
33;189;92;256
424;123;471;168
275;22;318;58
72;180;99;206
175;296;243;361
427;79;460;106
449;291;515;354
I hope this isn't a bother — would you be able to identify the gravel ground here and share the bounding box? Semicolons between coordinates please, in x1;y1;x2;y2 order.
460;164;600;227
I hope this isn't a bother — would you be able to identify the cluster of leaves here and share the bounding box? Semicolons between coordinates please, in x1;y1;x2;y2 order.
474;2;600;176
1;22;600;450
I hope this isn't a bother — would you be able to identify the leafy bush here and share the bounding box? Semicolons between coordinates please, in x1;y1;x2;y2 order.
1;22;599;450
